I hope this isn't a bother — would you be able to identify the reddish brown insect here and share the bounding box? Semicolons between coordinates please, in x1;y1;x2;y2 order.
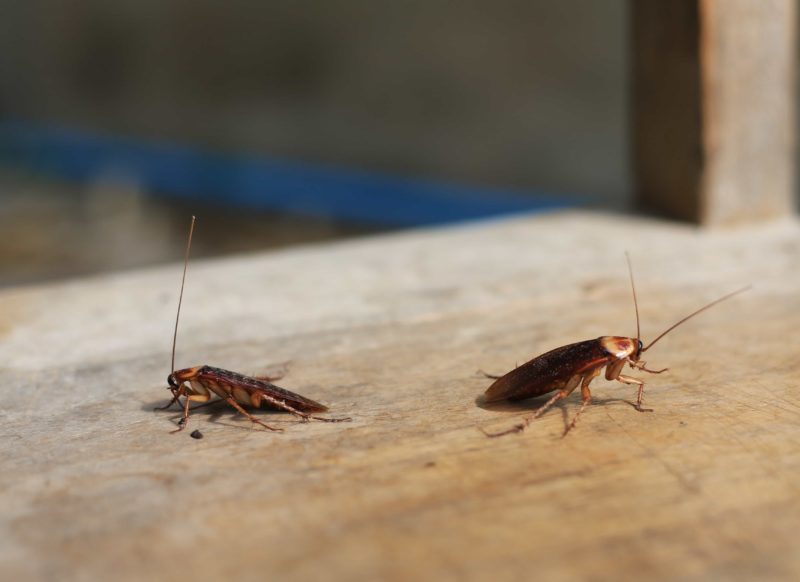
156;216;351;434
481;256;749;438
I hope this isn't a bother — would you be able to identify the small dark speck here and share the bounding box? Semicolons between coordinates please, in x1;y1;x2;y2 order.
680;421;687;426
190;430;203;439
424;461;436;468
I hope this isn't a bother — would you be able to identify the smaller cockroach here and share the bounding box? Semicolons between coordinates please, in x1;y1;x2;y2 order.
156;216;351;434
481;256;749;438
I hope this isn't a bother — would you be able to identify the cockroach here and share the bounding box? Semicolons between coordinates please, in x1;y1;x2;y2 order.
481;255;749;438
156;216;351;434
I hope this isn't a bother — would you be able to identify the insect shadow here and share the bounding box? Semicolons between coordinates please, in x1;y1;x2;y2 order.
475;253;748;438
158;216;351;434
147;394;322;431
474;373;642;413
475;385;643;435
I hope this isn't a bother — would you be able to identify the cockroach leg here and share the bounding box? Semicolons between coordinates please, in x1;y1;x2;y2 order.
255;373;285;382
477;370;503;380
605;358;626;381
255;391;352;424
630;360;668;374
608;359;654;412
635;390;652;412
616;374;653;412
308;414;352;423
479;256;748;436
254;361;292;382
154;391;182;411
562;381;593;438
484;372;588;437
561;369;600;436
163;217;349;435
483;382;580;438
170;395;193;434
223;397;283;432
170;390;212;434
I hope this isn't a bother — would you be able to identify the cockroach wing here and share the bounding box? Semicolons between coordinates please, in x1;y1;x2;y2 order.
484;339;612;403
252;381;330;413
198;367;329;413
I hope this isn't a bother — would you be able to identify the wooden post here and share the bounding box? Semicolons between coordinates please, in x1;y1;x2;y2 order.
632;0;796;225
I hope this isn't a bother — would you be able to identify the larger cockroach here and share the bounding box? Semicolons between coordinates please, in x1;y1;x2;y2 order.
156;216;351;434
481;256;749;437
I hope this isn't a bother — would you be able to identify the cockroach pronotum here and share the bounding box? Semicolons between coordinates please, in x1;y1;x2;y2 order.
156;216;351;434
481;255;749;438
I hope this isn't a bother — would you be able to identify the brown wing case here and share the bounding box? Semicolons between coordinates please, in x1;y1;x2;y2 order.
198;366;329;412
484;339;612;402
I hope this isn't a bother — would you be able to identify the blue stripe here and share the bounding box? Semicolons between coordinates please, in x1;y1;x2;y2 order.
0;121;570;226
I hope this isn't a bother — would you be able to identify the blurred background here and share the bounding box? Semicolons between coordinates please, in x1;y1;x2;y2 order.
1;1;635;286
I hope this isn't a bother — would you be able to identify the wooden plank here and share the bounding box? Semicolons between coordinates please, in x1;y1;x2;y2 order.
632;0;795;225
1;211;799;580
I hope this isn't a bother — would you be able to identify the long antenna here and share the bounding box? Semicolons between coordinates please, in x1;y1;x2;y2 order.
171;216;196;374
642;285;750;353
625;252;641;342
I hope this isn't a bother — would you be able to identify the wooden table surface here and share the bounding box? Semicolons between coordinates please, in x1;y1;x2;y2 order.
1;211;798;581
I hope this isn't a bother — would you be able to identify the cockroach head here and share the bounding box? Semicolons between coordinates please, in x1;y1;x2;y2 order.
167;374;178;389
634;339;644;360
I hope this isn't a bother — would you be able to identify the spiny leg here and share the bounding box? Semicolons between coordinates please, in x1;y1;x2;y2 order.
478;361;522;380
257;392;351;424
483;389;570;438
630;360;668;374
254;361;292;382
170;394;193;433
307;414;352;423
154;390;182;411
224;397;284;432
562;382;593;438
617;373;652;412
255;374;285;382
169;389;211;433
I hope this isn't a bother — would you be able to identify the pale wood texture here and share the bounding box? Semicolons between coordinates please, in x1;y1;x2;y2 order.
1;212;799;581
632;0;795;225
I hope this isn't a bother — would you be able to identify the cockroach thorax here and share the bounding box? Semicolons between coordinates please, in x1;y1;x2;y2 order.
173;366;204;383
599;336;638;360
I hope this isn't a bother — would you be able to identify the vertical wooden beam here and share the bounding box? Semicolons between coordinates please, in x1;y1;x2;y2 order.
632;0;796;225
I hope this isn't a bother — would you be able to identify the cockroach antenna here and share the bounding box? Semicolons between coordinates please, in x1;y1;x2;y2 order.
625;252;640;343
481;255;750;438
158;215;350;434
641;285;751;353
171;215;196;376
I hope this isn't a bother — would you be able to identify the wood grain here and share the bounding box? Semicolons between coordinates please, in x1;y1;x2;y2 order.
1;211;799;581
